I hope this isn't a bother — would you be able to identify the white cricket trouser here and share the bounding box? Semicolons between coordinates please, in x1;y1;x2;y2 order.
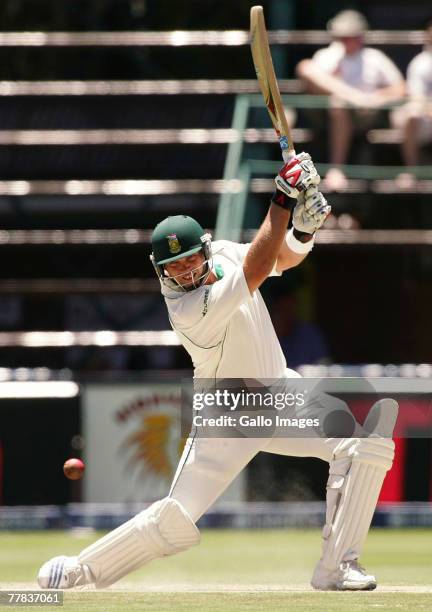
169;436;340;522
169;370;358;522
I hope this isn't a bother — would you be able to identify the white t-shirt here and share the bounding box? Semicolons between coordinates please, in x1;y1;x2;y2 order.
313;42;403;92
407;48;432;98
161;240;287;382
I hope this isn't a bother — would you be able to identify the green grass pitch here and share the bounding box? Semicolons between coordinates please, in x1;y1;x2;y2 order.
0;528;431;611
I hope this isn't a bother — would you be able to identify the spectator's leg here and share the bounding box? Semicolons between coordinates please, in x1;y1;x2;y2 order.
391;105;419;189
325;106;352;191
401;115;420;167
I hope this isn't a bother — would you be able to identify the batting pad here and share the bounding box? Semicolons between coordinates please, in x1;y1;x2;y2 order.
321;436;395;570
78;497;200;588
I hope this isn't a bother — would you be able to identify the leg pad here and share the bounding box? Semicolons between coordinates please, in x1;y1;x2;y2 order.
321;437;394;570
79;497;200;587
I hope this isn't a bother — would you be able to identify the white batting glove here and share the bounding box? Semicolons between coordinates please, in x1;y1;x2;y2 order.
292;188;331;234
275;152;321;199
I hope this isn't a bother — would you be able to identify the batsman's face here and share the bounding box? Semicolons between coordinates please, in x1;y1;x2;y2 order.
164;252;206;288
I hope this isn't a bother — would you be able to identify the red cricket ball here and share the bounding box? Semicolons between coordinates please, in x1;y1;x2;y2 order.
63;458;85;480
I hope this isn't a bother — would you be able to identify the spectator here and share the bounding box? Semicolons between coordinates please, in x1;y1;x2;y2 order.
296;10;405;191
392;18;432;188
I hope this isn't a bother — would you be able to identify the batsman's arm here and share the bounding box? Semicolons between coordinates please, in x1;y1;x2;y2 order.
243;152;328;289
276;238;309;273
243;202;291;294
272;153;326;272
276;189;331;272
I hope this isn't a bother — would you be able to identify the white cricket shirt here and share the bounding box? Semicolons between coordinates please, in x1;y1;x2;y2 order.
313;42;403;92
161;240;287;381
407;48;432;98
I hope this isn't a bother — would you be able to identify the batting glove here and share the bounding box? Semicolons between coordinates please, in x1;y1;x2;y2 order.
275;152;321;199
292;189;331;235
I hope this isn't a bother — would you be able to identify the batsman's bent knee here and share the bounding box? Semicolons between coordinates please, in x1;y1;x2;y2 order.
78;497;200;588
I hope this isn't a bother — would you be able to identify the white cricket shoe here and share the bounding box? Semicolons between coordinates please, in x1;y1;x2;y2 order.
311;559;377;591
37;556;94;589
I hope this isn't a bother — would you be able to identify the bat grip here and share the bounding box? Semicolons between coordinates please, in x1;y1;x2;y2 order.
280;135;295;162
282;147;296;163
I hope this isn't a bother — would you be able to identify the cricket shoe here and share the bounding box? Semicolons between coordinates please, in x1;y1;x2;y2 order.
311;559;377;591
363;398;399;438
38;556;94;589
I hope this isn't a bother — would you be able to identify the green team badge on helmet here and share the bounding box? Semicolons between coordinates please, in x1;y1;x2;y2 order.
167;233;181;254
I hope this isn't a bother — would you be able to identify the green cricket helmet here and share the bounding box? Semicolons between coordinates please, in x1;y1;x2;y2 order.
150;215;212;291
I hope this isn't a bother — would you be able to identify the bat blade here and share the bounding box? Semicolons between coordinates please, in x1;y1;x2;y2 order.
250;5;295;159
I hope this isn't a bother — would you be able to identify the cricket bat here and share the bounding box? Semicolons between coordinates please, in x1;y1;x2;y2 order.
250;5;296;161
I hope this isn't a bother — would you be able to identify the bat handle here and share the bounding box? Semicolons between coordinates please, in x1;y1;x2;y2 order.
280;136;296;162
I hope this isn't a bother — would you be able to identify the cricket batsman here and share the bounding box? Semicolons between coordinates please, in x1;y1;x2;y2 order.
38;153;397;591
